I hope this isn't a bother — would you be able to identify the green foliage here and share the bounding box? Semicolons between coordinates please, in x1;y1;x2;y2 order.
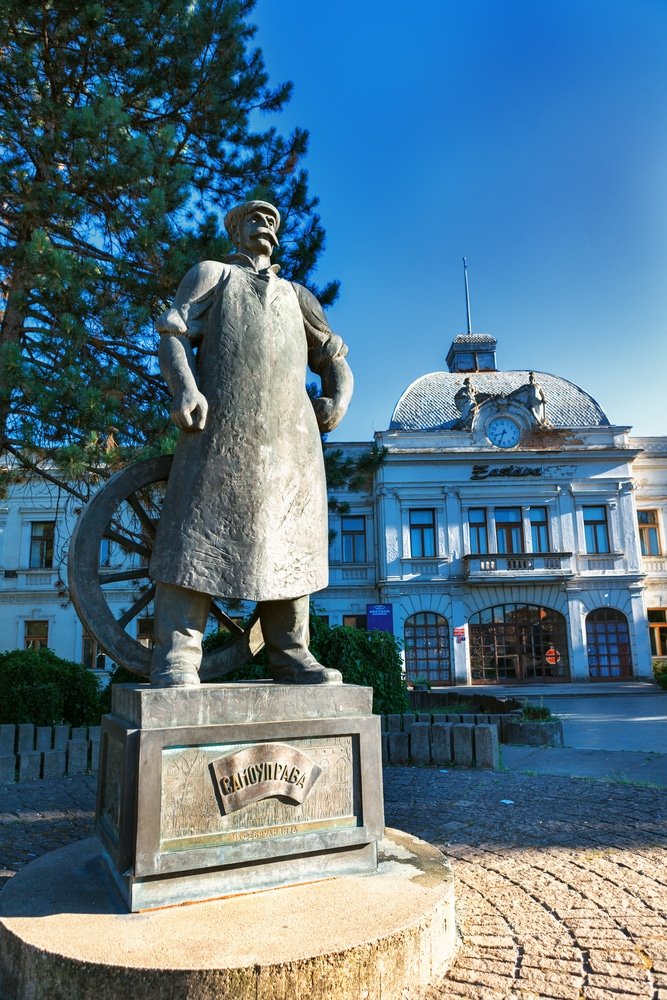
0;648;101;726
652;658;667;690
521;702;553;721
309;617;408;715
1;1;337;490
201;610;408;714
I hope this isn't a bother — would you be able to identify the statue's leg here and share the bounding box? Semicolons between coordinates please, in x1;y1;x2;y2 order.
259;596;342;685
151;582;211;687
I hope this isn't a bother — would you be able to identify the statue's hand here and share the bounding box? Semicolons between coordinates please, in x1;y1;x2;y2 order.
312;396;343;433
171;389;208;431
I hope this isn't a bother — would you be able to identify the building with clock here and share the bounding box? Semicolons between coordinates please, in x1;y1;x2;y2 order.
318;333;657;686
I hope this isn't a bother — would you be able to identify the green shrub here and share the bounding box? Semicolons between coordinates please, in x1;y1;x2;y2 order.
653;658;667;690
521;702;553;721
0;648;101;726
309;619;408;715
202;610;409;715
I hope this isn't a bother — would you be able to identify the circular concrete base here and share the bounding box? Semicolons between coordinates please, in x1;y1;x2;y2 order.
0;829;457;1000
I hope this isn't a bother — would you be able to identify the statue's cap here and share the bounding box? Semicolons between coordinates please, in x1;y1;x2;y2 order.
224;201;281;241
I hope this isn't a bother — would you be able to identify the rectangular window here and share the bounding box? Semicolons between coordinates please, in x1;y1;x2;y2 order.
82;632;107;670
409;509;436;558
495;507;523;554
638;510;661;556
343;614;367;630
648;609;667;657
583;506;610;554
341;515;366;563
137;616;155;649
29;521;54;569
529;506;549;553
469;508;488;554
25;619;48;650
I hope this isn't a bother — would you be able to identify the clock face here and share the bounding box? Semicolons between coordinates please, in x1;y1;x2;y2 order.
486;416;521;449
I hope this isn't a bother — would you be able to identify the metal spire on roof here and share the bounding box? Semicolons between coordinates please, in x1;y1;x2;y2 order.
463;257;472;335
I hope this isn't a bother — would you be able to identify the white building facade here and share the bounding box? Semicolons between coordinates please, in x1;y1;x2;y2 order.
0;335;663;686
318;336;658;685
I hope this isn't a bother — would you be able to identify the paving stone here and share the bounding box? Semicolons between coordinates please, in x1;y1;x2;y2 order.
431;723;453;765
66;740;88;775
0;725;15;755
409;722;431;765
387;731;409;765
17;752;40;782
41;749;66;779
0;755;16;784
452;723;475;766
35;727;53;751
53;725;70;750
474;723;499;769
16;724;35;754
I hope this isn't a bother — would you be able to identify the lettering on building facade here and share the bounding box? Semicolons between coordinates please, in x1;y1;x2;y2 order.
209;742;322;815
471;464;543;481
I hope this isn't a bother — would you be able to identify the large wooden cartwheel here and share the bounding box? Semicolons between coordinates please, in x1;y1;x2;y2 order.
67;455;264;681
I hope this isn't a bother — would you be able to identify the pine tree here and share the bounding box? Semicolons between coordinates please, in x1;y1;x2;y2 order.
0;0;339;494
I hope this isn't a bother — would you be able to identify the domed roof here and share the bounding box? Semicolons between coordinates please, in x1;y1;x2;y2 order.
390;369;610;432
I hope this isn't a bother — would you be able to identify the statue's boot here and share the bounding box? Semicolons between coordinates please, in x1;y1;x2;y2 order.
150;582;210;687
260;596;342;684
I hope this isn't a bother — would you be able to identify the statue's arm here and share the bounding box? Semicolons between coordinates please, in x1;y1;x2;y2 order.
156;262;225;433
292;282;354;433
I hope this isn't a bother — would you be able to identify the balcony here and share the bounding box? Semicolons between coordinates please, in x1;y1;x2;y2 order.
463;552;575;582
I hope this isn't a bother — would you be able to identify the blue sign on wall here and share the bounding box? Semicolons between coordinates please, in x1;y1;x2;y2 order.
366;604;394;632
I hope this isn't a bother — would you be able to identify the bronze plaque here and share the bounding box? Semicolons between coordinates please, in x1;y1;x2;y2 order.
209;742;321;813
159;736;356;851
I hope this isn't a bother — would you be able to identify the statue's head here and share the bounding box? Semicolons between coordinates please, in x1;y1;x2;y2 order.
224;200;280;257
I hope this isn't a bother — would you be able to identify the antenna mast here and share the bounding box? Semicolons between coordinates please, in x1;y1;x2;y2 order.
462;257;472;335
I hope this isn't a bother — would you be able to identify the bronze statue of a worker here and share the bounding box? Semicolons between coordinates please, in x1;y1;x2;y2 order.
149;201;352;687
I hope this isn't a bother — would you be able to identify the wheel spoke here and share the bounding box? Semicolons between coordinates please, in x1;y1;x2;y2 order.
126;492;157;539
103;527;152;561
99;568;151;585
209;601;245;637
117;584;156;628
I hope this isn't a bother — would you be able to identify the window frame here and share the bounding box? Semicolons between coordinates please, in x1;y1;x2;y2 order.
29;520;55;569
638;510;661;557
529;506;550;553
495;507;524;554
409;508;436;559
583;505;611;554
468;508;488;555
341;515;367;563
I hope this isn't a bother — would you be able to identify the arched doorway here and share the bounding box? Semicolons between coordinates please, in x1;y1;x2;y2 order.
586;608;633;679
404;612;451;685
469;603;570;684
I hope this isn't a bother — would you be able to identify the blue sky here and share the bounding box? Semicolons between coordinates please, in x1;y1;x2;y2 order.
252;0;667;441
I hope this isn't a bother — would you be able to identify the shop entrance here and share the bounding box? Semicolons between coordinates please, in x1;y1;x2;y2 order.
469;603;570;683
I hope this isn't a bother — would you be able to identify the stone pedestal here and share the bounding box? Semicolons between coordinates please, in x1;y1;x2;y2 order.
0;830;458;1000
97;682;384;911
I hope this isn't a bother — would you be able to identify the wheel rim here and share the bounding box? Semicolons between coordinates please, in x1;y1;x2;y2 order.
67;456;264;680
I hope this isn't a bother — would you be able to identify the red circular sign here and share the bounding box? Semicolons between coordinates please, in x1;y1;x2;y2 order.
545;647;561;665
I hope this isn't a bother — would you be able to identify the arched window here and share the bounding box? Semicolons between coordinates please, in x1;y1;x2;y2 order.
468;604;570;684
404;613;451;685
586;608;632;679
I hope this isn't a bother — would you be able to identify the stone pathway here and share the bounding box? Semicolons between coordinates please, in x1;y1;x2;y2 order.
385;767;667;1000
1;768;666;999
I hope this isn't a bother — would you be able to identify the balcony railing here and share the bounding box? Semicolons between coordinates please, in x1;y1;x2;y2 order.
463;552;574;580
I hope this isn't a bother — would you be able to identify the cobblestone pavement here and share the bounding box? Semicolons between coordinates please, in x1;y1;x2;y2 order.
385;767;667;1000
1;768;666;1000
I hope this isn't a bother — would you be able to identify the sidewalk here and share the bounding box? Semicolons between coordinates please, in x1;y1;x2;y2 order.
502;743;667;786
433;680;663;699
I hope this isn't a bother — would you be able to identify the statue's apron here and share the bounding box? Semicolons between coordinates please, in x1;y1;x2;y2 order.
150;264;328;601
